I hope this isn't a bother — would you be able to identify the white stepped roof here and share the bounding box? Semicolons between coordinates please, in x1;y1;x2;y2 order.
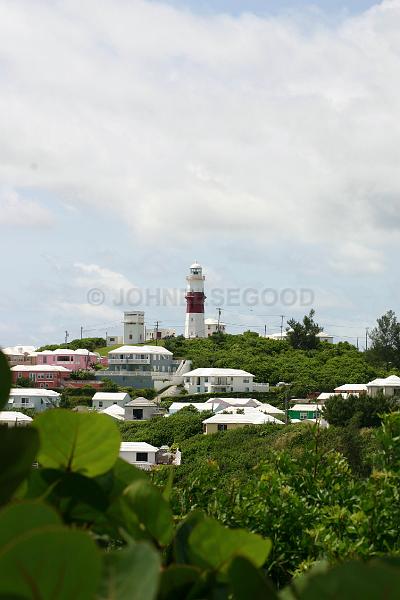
100;405;125;420
109;345;172;356
185;368;254;377
290;404;321;412
11;365;70;372
256;403;285;415
367;375;400;387
2;345;37;356
36;348;99;356
205;397;261;407
9;388;60;397
169;402;220;412
334;384;368;392
120;442;159;453
92;392;130;401
0;411;33;422
203;413;283;425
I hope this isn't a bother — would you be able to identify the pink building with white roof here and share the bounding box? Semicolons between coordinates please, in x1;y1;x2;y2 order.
11;365;70;388
35;348;101;371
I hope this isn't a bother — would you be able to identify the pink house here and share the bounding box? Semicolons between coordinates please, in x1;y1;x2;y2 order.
35;349;101;371
11;365;70;388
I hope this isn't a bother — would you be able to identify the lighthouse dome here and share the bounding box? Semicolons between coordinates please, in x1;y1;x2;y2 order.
190;261;201;269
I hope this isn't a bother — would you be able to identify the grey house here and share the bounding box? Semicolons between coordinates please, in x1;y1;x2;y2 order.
124;397;161;421
97;345;182;389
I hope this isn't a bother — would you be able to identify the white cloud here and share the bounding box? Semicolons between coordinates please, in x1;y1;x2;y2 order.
0;188;54;227
0;0;400;272
73;262;136;293
329;241;385;274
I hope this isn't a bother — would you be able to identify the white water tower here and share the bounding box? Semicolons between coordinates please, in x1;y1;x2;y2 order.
123;311;145;344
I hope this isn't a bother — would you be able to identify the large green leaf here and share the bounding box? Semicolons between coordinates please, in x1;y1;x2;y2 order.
99;542;160;600
0;527;101;599
174;511;206;564
33;409;120;477
228;556;277;600
0;428;40;505
0;350;12;410
0;500;61;547
158;565;201;600
282;560;400;600
188;518;272;571
123;480;174;546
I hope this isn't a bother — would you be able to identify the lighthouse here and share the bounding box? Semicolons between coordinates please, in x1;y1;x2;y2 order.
184;262;206;338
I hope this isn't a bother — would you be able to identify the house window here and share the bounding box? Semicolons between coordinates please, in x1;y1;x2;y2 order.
136;452;148;462
43;356;47;364
217;424;228;431
300;412;308;420
129;334;132;339
243;379;249;383
204;377;208;382
99;401;103;407
131;409;143;420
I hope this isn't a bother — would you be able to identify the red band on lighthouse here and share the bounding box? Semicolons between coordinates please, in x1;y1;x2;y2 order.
185;291;205;313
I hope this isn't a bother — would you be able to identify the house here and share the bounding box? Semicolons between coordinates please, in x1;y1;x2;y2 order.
92;392;131;410
106;335;123;347
124;397;160;421
204;318;226;336
202;411;283;434
0;411;33;427
366;375;400;397
146;328;176;341
35;348;101;371
98;345;184;389
288;403;322;421
168;401;222;415
119;442;159;470
267;331;334;343
100;404;125;420
3;346;37;367
11;365;70;388
334;384;368;395
183;368;269;394
7;388;60;412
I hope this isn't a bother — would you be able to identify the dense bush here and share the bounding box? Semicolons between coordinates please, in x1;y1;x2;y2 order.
323;393;399;427
36;337;106;352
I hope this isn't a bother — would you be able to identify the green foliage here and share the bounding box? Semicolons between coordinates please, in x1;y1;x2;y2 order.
70;370;95;380
34;410;121;477
119;411;209;447
367;310;400;369
286;309;322;350
15;375;33;388
36;337;106;352
3;352;400;598
162;333;379;397
323;392;399;427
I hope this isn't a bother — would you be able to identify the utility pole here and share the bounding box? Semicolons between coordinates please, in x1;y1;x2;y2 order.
64;330;69;344
280;315;285;339
80;325;83;340
155;321;159;345
217;307;222;333
264;324;267;338
356;337;359;350
365;327;369;351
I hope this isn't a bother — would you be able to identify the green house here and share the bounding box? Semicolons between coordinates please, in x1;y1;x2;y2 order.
288;403;321;421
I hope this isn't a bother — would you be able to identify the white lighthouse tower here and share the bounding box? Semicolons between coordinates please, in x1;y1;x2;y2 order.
184;262;206;338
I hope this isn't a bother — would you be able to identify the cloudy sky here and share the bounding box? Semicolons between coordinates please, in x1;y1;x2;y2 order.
1;0;399;348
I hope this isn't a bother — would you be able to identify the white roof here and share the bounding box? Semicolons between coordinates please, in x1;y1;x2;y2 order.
203;413;283;425
92;392;130;401
120;442;159;453
290;404;321;412
2;345;37;356
0;411;33;422
205;397;261;407
317;392;339;401
35;348;99;356
100;405;125;420
334;384;368;392
11;365;70;372
367;375;400;387
108;345;172;356
185;368;254;377
256;403;285;415
169;402;220;412
205;318;225;326
9;388;60;397
190;261;202;268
